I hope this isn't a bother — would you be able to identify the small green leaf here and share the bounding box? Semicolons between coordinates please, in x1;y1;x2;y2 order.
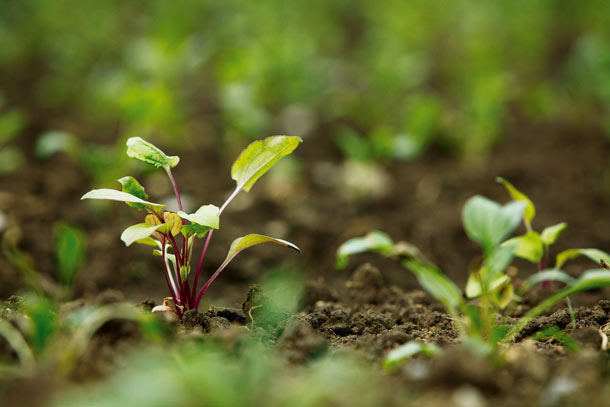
231;135;302;192
383;341;441;371
126;137;180;170
496;177;536;225
54;222;87;286
569;269;610;291
220;234;300;270
178;205;220;233
465;272;483;298
336;230;394;269
180;266;189;283
118;176;149;210
81;189;165;214
502;231;544;263
462;196;525;254
402;258;463;313
555;248;610;269
481;244;516;286
120;222;174;246
540;222;567;246
519;269;576;293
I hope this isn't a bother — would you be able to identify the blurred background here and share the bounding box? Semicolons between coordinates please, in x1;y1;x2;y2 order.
2;0;610;305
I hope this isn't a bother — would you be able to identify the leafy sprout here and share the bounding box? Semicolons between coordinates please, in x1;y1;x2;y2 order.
81;136;302;319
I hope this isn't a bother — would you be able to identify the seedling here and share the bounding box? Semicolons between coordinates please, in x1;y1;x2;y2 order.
81;136;302;318
337;180;610;364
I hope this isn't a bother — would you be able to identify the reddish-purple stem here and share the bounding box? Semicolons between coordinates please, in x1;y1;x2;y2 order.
162;239;181;317
191;186;242;308
166;168;183;212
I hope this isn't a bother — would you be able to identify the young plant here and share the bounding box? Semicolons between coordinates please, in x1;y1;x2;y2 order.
336;181;610;363
81;136;302;318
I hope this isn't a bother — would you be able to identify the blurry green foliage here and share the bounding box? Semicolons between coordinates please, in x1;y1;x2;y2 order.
2;0;610;163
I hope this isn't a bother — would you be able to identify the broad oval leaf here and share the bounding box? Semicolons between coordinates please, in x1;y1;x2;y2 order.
496;177;536;225
220;234;300;271
335;230;394;269
555;248;610;269
81;189;165;214
118;176;148;210
383;341;441;371
231;135;302;192
126;137;180;169
120;222;175;246
540;222;567;246
501;231;543;263
462;196;525;255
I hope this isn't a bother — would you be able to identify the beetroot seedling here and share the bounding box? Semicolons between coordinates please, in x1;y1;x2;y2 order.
82;136;302;318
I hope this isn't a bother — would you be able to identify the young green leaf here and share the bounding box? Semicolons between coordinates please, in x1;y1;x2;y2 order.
540;222;567;246
54;223;87;286
481;244;516;287
501;231;543;263
221;234;300;268
383;341;441;371
118;176;149;210
120;222;176;246
81;189;165;214
462;196;526;255
504;268;610;342
496;177;536;226
231;135;302;192
402;258;463;314
555;248;610;269
126;137;180;170
178;205;220;231
518;269;575;294
335;230;394;269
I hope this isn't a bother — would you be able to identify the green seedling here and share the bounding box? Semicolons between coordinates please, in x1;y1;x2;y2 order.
0;295;165;378
81;136;302;318
337;182;610;365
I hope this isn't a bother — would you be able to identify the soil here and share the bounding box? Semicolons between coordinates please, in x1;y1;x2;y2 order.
2;114;610;405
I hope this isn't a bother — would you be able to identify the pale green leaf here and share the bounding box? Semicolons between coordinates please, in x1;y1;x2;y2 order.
402;258;463;313
118;176;148;210
462;196;525;254
231;135;302;192
502;231;543;263
336;230;394;269
465;272;482;298
496;177;536;224
54;222;87;286
383;341;441;371
126;137;179;169
120;223;173;246
519;269;576;293
555;248;610;269
481;244;516;287
540;222;567;246
220;234;300;271
81;189;165;214
178;205;220;230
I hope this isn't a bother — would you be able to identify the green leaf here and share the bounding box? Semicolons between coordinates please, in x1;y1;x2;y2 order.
496;177;536;225
555;248;610;269
81;189;165;214
481;244;515;287
54;223;87;286
120;223;175;246
540;222;567;246
519;269;576;294
118;176;149;210
383;341;441;371
501;231;543;263
504;268;610;342
462;196;525;255
402;258;463;314
335;230;394;269
178;204;220;237
126;137;179;170
231;135;302;192
36;131;80;159
219;234;300;270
